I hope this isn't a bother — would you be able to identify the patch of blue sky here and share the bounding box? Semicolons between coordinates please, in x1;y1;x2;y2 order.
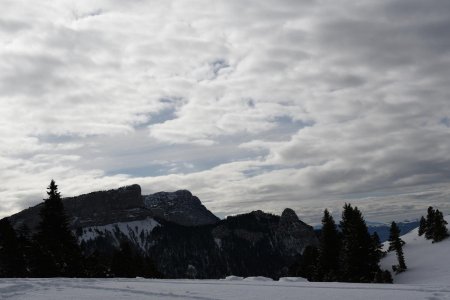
210;59;230;79
35;134;78;143
440;116;450;127
133;108;177;130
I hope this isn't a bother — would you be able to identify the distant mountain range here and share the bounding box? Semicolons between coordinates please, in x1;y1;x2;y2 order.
9;185;318;279
367;220;420;242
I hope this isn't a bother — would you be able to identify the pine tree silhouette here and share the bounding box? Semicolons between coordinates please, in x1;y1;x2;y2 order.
339;204;379;282
34;180;83;277
432;209;448;242
424;207;436;240
418;216;426;236
0;218;27;277
317;209;340;281
388;221;407;273
111;241;138;278
423;207;448;242
370;232;385;260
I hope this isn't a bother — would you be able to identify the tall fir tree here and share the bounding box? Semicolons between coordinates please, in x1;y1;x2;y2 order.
418;216;426;236
111;241;139;278
424;206;436;240
34;180;84;277
317;209;340;281
423;207;448;242
370;232;385;261
0;218;27;277
339;204;378;282
296;245;319;281
388;221;407;273
432;209;448;242
16;224;34;276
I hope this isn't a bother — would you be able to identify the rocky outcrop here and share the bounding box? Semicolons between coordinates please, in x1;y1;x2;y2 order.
277;208;318;257
9;185;219;230
143;190;219;226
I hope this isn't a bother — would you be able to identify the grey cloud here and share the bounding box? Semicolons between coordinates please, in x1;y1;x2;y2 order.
0;19;30;33
1;0;450;224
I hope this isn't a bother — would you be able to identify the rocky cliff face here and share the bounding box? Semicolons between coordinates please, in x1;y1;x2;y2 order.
9;184;318;279
143;190;219;226
9;185;219;230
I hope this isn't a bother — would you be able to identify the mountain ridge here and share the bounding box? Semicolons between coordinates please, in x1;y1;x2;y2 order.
8;184;318;278
9;184;219;230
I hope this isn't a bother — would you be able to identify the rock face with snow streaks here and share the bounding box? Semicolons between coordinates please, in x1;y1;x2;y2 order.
8;184;318;279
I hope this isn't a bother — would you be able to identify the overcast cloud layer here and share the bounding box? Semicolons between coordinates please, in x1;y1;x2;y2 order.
1;0;450;223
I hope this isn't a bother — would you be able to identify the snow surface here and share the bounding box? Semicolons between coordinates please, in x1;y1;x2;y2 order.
1;278;450;300
381;216;450;285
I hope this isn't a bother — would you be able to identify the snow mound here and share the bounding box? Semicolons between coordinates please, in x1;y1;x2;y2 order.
279;277;309;282
381;215;450;284
243;276;273;282
223;276;244;281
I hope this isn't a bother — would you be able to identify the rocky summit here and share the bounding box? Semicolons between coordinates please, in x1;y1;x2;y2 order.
9;184;219;230
8;184;318;279
143;190;219;226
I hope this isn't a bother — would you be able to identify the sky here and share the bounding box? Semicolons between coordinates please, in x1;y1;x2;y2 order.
1;0;450;224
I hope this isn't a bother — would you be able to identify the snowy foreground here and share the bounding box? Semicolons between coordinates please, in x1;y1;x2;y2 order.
1;277;450;300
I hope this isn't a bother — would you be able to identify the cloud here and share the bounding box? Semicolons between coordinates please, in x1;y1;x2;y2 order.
1;0;450;224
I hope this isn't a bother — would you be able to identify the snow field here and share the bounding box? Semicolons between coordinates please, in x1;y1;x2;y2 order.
1;278;449;300
381;216;450;285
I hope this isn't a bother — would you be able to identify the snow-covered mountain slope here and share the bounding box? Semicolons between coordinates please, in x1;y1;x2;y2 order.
381;216;450;284
78;217;160;252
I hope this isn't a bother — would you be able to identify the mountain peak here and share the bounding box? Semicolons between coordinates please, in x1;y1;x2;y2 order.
280;208;299;222
143;190;219;226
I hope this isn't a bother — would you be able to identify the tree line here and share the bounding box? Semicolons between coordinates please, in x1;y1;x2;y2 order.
0;180;160;278
0;181;448;280
289;204;394;283
418;206;448;242
290;204;448;283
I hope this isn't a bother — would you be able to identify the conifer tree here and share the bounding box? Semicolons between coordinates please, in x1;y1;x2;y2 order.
388;221;407;273
424;206;436;240
296;245;319;281
111;241;138;278
339;204;376;282
34;180;83;277
317;209;340;281
418;216;426;236
370;232;385;260
16;224;33;276
0;218;26;277
432;209;448;242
